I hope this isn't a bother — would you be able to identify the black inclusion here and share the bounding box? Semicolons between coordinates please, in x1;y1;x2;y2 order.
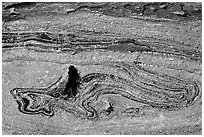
61;65;80;97
105;103;114;115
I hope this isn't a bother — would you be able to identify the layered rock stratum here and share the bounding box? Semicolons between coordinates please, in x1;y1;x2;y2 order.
2;2;202;135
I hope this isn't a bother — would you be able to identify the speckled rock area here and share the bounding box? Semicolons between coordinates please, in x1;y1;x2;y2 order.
2;2;202;135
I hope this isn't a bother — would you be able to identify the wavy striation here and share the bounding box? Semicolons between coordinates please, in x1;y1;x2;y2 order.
10;62;201;120
3;31;201;60
3;2;201;135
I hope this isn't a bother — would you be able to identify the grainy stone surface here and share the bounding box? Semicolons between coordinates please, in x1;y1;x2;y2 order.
2;2;202;135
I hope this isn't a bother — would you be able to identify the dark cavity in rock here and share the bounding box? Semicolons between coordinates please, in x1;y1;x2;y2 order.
61;65;80;98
